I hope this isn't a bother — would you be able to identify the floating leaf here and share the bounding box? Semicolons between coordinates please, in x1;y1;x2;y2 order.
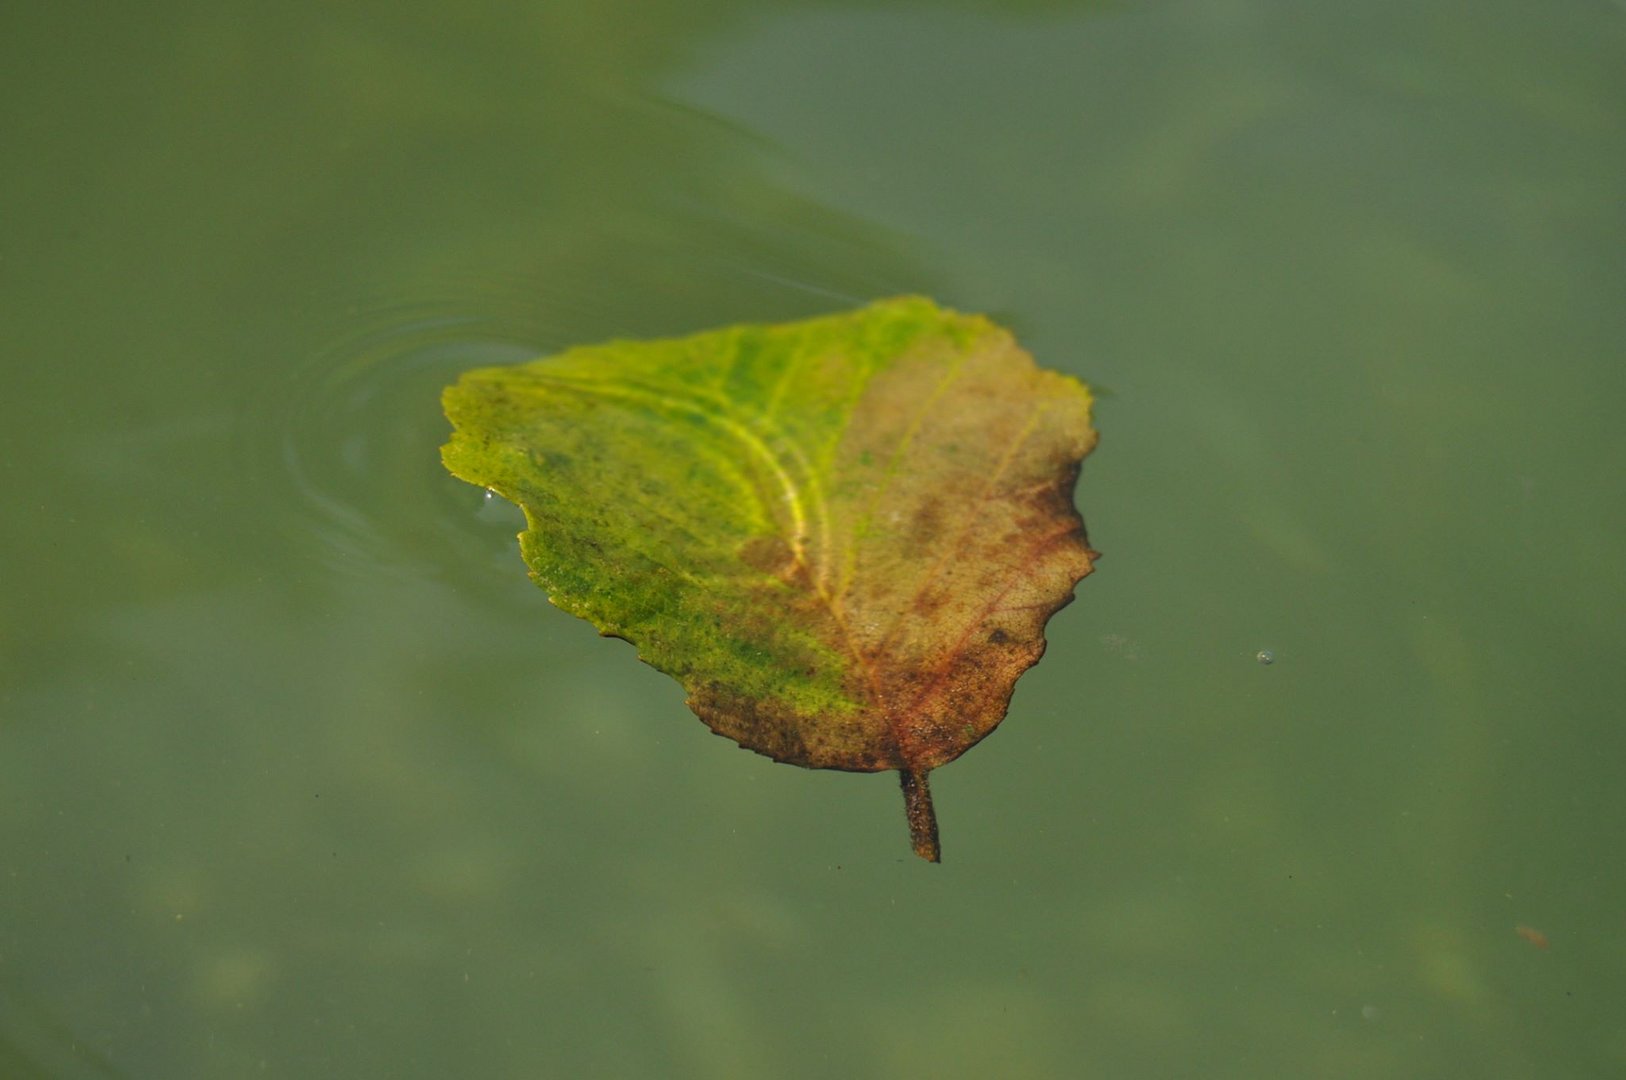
442;297;1097;860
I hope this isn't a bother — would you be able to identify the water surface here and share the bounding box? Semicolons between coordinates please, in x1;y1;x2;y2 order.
3;1;1624;1076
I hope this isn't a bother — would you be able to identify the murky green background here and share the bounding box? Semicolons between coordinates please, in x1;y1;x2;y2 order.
4;1;1624;1077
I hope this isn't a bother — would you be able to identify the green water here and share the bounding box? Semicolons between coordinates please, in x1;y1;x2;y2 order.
4;2;1623;1077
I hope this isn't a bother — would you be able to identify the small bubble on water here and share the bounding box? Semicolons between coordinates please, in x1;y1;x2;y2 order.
1256;649;1275;665
475;487;524;526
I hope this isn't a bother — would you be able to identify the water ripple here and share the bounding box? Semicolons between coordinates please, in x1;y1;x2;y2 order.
246;290;542;586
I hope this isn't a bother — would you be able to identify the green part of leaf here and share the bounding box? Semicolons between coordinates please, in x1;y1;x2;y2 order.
442;296;1098;860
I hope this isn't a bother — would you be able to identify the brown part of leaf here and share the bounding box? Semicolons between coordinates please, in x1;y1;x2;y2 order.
698;326;1095;772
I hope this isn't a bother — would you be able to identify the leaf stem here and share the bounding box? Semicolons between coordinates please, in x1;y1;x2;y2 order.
900;768;941;862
